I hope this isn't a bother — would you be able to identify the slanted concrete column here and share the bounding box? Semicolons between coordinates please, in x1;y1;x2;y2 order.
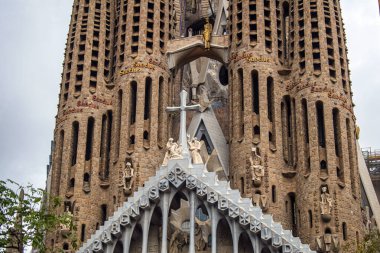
122;227;133;253
161;193;169;253
141;212;150;253
211;206;218;253
189;191;196;253
232;222;239;253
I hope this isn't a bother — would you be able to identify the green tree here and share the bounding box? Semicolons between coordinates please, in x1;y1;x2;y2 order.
0;180;76;253
355;230;380;253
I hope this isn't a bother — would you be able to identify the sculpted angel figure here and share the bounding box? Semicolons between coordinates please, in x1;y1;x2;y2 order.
188;135;203;164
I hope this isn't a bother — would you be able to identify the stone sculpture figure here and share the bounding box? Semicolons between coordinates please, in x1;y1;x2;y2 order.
203;17;212;50
163;138;183;166
250;147;265;187
188;135;203;164
320;186;333;214
320;186;333;221
122;161;135;195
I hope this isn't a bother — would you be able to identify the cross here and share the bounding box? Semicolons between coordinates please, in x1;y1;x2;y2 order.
166;90;200;158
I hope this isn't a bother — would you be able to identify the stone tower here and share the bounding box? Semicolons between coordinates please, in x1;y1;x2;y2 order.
228;0;363;251
47;0;365;252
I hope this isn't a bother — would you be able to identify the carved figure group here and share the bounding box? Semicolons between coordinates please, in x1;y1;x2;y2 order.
122;161;135;195
249;147;264;187
163;138;183;166
169;229;188;253
188;135;203;164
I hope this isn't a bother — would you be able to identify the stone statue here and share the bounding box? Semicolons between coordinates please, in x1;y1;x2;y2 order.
250;147;265;187
203;17;212;50
320;186;333;221
163;138;183;166
187;135;203;164
122;161;135;195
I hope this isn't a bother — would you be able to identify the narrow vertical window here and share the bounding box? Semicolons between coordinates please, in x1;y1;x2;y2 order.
272;185;277;203
346;118;356;195
81;224;86;242
240;177;245;194
130;81;137;124
158;77;164;144
105;111;112;178
342;222;348;241
267;77;274;122
116;90;123;156
144;77;152;120
282;2;290;60
101;204;107;225
85;117;95;161
71;121;79;166
56;130;65;195
251;70;259;114
302;99;309;143
332;108;341;157
238;69;244;137
316;101;326;148
308;210;313;228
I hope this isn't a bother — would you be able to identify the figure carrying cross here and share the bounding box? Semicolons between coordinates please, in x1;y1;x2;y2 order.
166;90;201;159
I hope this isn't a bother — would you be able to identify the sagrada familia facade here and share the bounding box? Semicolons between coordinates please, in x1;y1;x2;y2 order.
45;0;378;252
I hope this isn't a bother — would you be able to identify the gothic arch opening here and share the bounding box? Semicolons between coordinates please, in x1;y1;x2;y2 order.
216;218;232;252
238;231;254;253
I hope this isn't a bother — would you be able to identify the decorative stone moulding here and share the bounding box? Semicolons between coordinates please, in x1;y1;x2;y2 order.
77;157;316;253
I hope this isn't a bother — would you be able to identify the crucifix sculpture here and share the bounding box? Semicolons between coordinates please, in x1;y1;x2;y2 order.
166;90;200;159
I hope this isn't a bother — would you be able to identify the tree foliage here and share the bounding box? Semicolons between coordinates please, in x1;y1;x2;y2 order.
0;180;75;253
354;230;380;253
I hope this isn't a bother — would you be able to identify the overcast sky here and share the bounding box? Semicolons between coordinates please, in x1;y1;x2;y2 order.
0;0;379;189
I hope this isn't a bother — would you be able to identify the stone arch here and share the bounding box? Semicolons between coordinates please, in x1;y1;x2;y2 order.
238;231;254;253
129;224;142;253
216;218;233;252
167;41;229;71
